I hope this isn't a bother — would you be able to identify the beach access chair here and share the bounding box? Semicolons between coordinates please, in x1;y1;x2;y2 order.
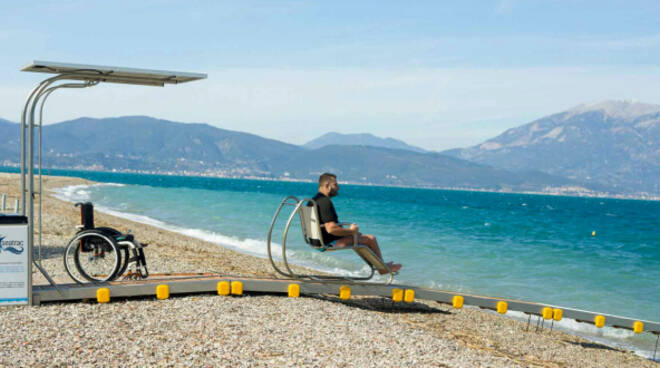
267;196;396;284
63;202;149;284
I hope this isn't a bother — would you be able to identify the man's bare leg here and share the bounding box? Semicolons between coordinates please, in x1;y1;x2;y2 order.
334;234;401;273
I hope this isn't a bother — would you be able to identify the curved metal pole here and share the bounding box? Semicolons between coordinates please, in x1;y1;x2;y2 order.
28;75;99;222
21;72;100;216
27;77;71;253
281;198;376;282
27;76;73;205
22;73;102;304
20;81;51;215
21;70;104;213
36;89;53;268
281;199;308;278
25;69;104;206
22;75;69;305
266;196;299;278
35;81;99;265
267;196;386;283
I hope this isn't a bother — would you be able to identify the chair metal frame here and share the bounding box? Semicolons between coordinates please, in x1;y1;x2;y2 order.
266;196;394;284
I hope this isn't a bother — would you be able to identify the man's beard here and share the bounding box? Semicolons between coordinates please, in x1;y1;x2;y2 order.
329;187;339;197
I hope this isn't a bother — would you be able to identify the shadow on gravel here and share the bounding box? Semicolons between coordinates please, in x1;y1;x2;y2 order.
311;294;451;315
33;244;67;260
562;340;623;352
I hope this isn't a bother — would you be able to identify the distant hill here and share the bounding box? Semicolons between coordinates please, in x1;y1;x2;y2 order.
285;144;574;190
41;116;306;175
303;132;427;153
443;101;660;194
0;115;579;192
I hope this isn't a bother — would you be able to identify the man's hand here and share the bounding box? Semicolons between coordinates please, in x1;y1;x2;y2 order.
324;221;359;237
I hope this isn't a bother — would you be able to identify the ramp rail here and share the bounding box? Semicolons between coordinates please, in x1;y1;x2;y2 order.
32;273;660;336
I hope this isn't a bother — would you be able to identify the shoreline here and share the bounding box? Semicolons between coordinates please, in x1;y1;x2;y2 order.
0;173;657;366
1;165;658;202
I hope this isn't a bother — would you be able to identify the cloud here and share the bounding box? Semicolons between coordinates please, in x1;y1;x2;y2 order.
2;66;660;151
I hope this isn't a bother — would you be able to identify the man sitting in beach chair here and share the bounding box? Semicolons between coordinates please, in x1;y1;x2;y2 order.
312;173;402;274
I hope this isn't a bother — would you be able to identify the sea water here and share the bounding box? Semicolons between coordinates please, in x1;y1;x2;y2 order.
6;168;659;359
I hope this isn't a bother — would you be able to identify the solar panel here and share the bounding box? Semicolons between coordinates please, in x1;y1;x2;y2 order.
21;61;207;87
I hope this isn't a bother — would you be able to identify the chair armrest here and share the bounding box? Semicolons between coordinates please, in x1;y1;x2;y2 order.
335;222;358;245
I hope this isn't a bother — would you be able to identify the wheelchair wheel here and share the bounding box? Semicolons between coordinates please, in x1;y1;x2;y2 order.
115;244;131;279
96;227;130;278
64;230;122;283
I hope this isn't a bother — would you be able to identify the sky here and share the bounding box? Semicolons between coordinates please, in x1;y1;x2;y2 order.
1;0;660;150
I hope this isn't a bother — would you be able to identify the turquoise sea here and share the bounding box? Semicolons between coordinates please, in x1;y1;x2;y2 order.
4;168;659;358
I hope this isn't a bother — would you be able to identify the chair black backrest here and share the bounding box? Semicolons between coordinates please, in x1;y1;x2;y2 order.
75;202;95;230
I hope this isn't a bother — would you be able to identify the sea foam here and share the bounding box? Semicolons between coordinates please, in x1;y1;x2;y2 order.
50;184;389;281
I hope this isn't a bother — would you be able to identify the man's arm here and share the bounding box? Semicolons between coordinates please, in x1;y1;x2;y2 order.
324;221;359;237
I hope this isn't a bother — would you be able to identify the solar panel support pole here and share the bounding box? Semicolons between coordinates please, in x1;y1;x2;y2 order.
21;74;96;305
36;81;100;267
18;61;206;305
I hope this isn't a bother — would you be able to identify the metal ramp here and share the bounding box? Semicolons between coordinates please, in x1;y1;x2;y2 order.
32;274;660;337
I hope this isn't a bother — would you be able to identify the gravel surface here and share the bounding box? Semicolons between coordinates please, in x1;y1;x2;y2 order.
0;173;654;367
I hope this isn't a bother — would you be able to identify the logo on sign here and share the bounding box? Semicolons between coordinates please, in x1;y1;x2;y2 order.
0;236;24;254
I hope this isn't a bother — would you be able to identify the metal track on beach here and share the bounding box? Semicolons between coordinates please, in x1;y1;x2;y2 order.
33;273;660;336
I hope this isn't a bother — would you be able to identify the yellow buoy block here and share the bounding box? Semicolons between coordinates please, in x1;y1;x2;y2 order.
231;281;243;295
339;285;351;300
217;281;230;296
594;315;606;328
592;230;596;237
452;295;464;309
96;288;110;303
553;308;563;321
542;307;553;320
404;289;415;303
391;288;403;302
156;284;169;300
496;301;508;314
288;283;300;298
633;321;644;334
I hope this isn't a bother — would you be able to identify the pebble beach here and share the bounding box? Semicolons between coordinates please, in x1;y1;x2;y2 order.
0;173;655;367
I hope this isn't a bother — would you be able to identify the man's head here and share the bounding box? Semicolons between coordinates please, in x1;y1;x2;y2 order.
318;173;339;197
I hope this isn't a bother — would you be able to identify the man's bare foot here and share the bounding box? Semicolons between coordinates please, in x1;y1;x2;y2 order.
380;261;402;274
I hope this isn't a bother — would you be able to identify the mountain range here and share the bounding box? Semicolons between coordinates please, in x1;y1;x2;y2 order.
0;116;576;192
303;132;427;153
1;100;657;197
443;101;659;194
